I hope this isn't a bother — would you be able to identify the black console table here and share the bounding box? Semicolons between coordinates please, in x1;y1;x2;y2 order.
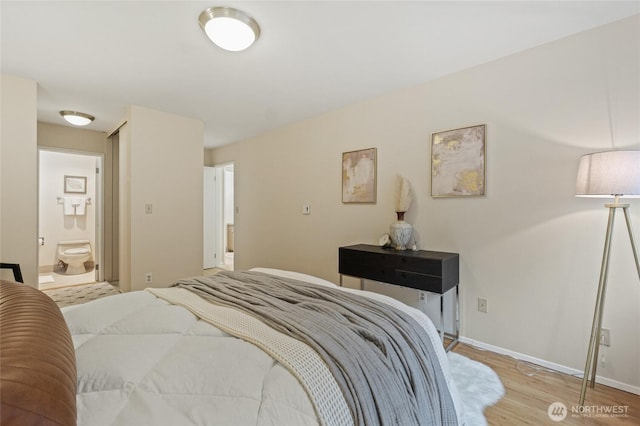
339;244;460;351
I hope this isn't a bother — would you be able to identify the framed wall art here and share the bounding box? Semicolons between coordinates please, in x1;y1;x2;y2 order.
431;124;486;197
64;175;87;194
342;148;377;203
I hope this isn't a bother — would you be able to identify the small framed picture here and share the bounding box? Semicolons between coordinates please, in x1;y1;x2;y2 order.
64;175;87;194
342;148;377;203
431;124;486;197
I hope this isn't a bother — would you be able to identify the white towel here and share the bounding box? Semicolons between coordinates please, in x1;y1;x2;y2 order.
73;197;86;215
63;197;75;215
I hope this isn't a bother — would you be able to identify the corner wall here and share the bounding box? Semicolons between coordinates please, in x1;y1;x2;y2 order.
125;105;204;291
0;74;38;286
209;16;640;390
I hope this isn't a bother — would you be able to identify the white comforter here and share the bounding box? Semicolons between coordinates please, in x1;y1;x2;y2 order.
62;269;463;425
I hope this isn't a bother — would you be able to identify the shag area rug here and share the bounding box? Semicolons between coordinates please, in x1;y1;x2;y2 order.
42;282;121;308
448;351;505;425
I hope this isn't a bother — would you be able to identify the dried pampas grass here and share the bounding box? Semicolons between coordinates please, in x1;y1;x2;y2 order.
395;175;413;212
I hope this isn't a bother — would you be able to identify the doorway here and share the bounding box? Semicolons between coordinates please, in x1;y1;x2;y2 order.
38;149;103;289
204;163;234;271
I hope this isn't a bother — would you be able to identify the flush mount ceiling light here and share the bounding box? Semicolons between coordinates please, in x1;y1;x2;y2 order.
199;7;260;52
59;110;95;126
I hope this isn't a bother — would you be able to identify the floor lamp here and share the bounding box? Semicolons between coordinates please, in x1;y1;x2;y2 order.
575;150;640;406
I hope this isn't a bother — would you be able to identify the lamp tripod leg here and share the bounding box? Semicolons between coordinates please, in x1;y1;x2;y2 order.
622;206;640;280
589;289;607;389
579;207;616;406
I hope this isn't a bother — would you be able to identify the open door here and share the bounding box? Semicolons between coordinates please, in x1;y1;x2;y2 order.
203;163;234;270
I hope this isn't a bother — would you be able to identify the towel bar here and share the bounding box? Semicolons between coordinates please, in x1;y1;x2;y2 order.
57;196;91;204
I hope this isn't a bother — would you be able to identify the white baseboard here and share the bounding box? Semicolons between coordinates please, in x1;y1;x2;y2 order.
458;336;640;396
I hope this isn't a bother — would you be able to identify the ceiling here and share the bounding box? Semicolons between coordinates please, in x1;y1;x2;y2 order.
2;1;638;148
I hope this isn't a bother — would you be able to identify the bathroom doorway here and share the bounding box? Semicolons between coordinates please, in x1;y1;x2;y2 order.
203;162;234;271
38;149;103;290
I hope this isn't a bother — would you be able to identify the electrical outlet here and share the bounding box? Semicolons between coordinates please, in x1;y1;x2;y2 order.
600;328;610;346
418;292;425;301
478;298;488;313
145;273;152;284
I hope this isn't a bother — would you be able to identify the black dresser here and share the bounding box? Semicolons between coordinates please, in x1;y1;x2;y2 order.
339;244;460;350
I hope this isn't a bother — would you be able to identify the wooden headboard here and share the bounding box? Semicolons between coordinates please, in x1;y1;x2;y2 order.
0;280;77;425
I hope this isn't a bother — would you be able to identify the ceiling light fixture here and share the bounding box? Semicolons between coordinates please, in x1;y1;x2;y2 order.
59;110;95;126
199;7;260;52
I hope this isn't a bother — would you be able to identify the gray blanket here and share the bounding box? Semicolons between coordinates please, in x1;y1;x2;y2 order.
173;271;458;426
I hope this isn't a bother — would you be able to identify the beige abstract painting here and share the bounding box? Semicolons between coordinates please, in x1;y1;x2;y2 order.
342;148;377;203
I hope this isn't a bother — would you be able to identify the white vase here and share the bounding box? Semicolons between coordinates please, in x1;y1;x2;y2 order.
390;211;412;250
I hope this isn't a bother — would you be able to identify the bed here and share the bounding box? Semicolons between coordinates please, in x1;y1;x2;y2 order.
4;268;466;425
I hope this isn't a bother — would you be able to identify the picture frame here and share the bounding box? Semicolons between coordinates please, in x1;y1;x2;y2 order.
64;175;87;194
342;148;377;203
431;124;486;197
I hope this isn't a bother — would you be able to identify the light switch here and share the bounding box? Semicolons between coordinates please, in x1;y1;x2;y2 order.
302;204;311;215
145;204;153;214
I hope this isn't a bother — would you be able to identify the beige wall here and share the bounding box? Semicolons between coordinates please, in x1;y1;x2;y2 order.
38;121;106;154
1;74;38;286
209;16;640;391
124;105;204;291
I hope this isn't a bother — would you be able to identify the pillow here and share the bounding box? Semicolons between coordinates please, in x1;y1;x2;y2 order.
0;280;77;425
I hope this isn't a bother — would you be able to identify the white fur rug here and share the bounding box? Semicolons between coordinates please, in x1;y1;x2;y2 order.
448;352;505;426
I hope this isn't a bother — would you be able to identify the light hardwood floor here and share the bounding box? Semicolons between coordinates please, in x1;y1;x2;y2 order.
453;343;639;425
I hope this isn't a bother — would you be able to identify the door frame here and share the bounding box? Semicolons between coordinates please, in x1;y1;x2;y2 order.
204;162;234;270
203;166;217;269
37;147;104;283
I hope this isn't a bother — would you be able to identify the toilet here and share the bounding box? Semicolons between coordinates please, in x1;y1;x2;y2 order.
57;240;92;275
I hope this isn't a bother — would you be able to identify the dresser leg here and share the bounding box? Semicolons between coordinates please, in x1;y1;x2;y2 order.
445;285;460;352
440;294;445;344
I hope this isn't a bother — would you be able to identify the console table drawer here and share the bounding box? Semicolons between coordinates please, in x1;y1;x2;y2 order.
397;256;443;276
342;249;395;269
394;270;444;292
339;262;394;283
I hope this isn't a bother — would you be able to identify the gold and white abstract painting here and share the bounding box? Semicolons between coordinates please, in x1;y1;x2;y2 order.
431;125;486;197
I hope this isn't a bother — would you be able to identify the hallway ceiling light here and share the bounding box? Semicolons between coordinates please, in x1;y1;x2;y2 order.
199;7;260;52
59;111;95;126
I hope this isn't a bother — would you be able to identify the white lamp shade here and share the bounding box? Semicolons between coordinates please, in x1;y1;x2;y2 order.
575;150;640;197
